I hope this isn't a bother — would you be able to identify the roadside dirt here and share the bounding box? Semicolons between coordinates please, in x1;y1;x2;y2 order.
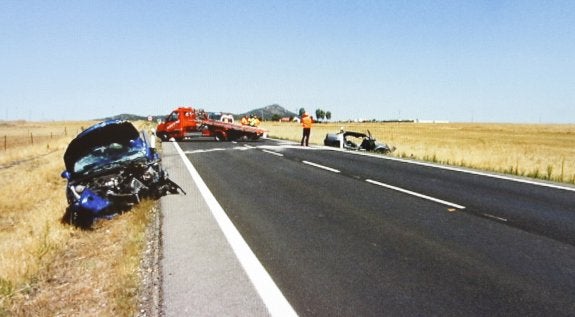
137;205;163;317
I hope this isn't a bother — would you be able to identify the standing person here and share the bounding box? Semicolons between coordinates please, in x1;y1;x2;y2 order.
300;112;313;146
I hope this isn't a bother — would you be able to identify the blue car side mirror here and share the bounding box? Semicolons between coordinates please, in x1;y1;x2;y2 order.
61;170;71;180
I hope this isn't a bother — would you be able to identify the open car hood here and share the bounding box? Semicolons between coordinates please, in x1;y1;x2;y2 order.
63;120;142;174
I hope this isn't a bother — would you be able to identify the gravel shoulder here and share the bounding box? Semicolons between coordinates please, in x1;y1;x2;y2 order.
137;204;162;317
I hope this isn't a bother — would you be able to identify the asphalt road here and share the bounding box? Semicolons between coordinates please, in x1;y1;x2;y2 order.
166;138;575;316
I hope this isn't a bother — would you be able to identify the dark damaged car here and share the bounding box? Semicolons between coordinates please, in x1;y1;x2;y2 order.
61;120;184;227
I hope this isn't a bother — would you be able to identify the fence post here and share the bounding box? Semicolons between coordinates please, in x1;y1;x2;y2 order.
4;135;6;151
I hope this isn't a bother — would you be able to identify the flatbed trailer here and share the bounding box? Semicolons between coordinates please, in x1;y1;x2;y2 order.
199;119;265;141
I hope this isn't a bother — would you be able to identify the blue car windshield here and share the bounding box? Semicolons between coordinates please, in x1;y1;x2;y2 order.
74;141;147;174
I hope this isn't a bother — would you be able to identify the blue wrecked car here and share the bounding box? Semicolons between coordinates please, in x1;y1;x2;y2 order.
61;120;184;227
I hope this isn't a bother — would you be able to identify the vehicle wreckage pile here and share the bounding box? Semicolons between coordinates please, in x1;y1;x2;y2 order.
61;120;184;228
324;129;395;154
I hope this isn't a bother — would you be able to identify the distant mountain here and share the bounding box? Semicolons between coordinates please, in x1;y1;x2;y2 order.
99;113;148;121
239;104;298;120
99;104;297;122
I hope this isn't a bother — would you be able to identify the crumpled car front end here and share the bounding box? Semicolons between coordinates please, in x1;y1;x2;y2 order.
61;120;184;227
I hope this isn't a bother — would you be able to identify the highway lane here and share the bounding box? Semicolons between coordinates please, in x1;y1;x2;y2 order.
178;139;575;316
262;143;575;246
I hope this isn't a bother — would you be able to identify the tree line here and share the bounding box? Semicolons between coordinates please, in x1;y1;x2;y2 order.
298;107;332;121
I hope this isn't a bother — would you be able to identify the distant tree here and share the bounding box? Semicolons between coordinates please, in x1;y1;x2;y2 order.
326;111;332;121
299;108;306;116
271;114;281;121
315;109;325;121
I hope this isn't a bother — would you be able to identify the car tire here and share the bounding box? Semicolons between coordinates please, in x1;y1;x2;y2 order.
70;208;94;229
157;133;169;142
214;132;226;141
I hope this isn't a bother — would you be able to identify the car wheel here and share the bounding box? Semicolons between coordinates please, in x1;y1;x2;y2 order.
214;132;226;141
70;208;94;229
248;133;260;141
157;133;169;142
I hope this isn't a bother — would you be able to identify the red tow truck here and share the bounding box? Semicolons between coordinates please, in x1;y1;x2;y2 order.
155;107;266;141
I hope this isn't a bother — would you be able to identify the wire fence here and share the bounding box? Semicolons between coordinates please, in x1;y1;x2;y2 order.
2;127;79;151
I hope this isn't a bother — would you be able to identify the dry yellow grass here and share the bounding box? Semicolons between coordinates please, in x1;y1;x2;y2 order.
0;120;156;316
8;201;156;316
263;121;575;184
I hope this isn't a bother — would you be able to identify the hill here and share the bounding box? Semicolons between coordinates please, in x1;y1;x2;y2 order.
99;113;150;121
238;104;297;120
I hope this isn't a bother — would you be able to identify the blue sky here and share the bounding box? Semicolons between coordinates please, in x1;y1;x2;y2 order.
1;1;574;123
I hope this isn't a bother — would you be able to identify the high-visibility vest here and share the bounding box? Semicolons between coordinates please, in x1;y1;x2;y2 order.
302;116;313;129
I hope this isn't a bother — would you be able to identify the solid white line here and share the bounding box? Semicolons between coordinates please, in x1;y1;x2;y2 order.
173;142;297;317
302;160;341;173
365;179;466;210
262;149;284;157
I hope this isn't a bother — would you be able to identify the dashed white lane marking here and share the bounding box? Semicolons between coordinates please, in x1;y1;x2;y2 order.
174;142;297;317
184;148;226;154
185;143;323;155
366;179;466;210
302;160;341;173
262;149;284;157
482;213;508;222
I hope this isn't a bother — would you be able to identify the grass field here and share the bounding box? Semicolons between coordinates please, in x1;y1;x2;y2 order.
264;121;575;184
0;119;573;315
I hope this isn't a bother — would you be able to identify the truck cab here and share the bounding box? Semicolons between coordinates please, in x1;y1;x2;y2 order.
156;107;205;141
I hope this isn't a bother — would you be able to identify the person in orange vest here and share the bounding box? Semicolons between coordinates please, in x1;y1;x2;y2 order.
300;112;313;146
240;115;249;126
248;114;257;127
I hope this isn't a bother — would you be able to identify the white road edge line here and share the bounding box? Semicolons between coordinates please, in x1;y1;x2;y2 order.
173;142;297;317
262;149;284;157
302;160;341;173
366;179;466;210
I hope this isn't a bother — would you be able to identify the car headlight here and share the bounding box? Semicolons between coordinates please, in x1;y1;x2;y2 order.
74;185;86;193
